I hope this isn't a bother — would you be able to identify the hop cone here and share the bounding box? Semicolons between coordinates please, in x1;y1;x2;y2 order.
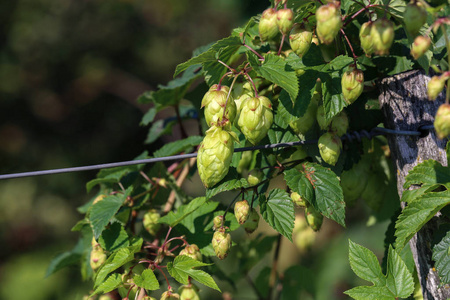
259;8;279;41
305;205;323;231
331;110;349;136
212;228;232;259
234;199;250;225
318;132;342;166
179;284;200;300
316;2;342;45
212;215;224;231
238;96;273;145
291;192;307;208
179;244;202;262
277;8;294;35
143;209;161;236
247;169;263;186
340;156;371;206
434;104;450;139
341;67;364;104
243;209;260;234
197;126;237;188
361;172;387;211
161;291;180;300
404;1;427;36
289;91;319;134
371;18;394;55
289;24;313;58
201;84;236;126
427;75;446;100
411;35;431;60
359;21;374;57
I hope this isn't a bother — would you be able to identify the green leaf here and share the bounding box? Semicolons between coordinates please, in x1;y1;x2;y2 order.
99;222;129;252
348;240;385;286
322;72;347;121
206;168;248;199
260;189;295;242
92;273;123;296
167;255;220;292
344;286;394;300
141;107;157;126
94;248;134;288
153;136;203;158
180;201;219;234
248;53;298;101
158;197;207;227
386;245;414;298
133;269;160;290
284;162;346;227
328;55;354;71
46;249;82;277
89;195;125;239
432;231;450;285
395;190;450;250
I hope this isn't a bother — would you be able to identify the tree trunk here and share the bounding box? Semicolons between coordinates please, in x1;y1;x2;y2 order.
378;69;450;300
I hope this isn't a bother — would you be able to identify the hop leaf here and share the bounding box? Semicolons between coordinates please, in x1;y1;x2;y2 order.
276;8;294;35
403;1;427;36
316;2;342;45
238;96;273;145
434;104;450;139
318;132;342;166
341;67;364;104
289;24;313;58
259;8;279;41
370;18;394;56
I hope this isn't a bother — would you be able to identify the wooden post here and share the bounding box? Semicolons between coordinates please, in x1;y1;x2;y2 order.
378;69;450;299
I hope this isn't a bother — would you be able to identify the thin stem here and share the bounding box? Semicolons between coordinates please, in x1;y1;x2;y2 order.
277;34;286;56
343;4;379;26
218;71;234;88
221;74;240;122
175;105;188;139
140;170;156;185
340;28;358;64
218;60;236;73
246;275;265;299
166;236;188;246
223;191;244;220
162;227;173;247
243;44;265;61
245;73;259;98
267;234;283;300
155;265;171;289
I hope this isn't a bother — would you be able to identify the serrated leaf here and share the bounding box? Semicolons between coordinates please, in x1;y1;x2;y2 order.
348;240;386;286
344;286;395;300
153;136;203;158
395;191;450;250
141;107;157;126
99;222;129;252
322;72;347;121
248;53;298;101
328;55;354;71
158;197;207;228
92;273;123;296
284;162;346;227
180;201;219;234
94;248;134;288
386;245;414;298
133;269;159;290
206;168;248;199
432;231;450;284
167;255;220;291
260;189;295;242
46;250;82;277
89;195;125;239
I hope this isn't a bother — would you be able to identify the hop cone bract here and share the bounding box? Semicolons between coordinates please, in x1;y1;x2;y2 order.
411;35;431;60
243;209;260;234
359;21;374;57
427;75;446;100
404;2;427;36
305;205;323;231
179;284;200;300
234;199;250;225
277;8;294;35
143;209;161;236
179;244;202;262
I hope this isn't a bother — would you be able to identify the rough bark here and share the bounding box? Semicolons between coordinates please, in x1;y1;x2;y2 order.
378;69;449;300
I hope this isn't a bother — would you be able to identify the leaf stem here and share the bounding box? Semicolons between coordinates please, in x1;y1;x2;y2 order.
277;34;286;56
243;43;265;61
175;105;188;139
223;190;244;221
340;28;358;64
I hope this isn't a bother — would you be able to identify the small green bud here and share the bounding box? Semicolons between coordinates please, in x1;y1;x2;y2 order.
370;18;394;56
291;192;307;208
359;21;374;57
330;110;349;136
403;1;427;36
90;248;106;270
305;205;323;231
197;126;237;188
247;169;263;186
238;96;273;145
289;24;313;58
427;75;446;101
289;92;319;134
180;244;203;262
411;35;431;60
434;104;450;139
212;228;232;259
213;215;224;231
201;84;236;127
234;199;251;225
341;67;364;104
318;132;342;166
243;209;260;234
161;290;180;300
316;2;342;45
259;8;279;41
277;8;294;35
179;284;200;300
143;209;161;236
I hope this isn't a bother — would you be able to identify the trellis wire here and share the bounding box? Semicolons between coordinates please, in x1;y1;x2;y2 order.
0;125;436;180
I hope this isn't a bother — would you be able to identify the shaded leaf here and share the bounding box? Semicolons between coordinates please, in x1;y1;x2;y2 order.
94;248;134;288
153;136;203;158
432;231;450;285
99;222;129;252
89;195;125;239
260;189;295;242
206;168;248;199
158;197;207;228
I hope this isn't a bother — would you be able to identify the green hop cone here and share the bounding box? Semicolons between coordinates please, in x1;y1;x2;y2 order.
403;1;427;36
318;132;342;166
243;209;260;234
179;284;200;300
237;150;252;173
289;24;313;58
259;8;279;41
305;205;323;231
293;215;316;252
247;169;263;186
201;84;236;127
341;67;364;104
411;35;431;60
291;191;307;208
330;110;349;136
361;172;386;211
427;75;447;101
179;244;202;262
197;125;237;188
143;297;157;300
234;199;250;225
359;21;374;57
289;91;320;134
316;2;342;45
340;156;370;207
434;104;450;139
90;248;106;270
212;228;232;259
238;96;273;145
161;290;180;300
370;18;394;56
277;8;294;35
143;209;161;236
212;215;224;231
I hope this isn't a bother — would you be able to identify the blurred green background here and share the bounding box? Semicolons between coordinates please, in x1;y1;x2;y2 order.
0;1;392;299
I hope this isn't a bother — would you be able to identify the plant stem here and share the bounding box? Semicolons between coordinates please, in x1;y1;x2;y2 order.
267;234;282;300
221;74;239;122
340;28;358;64
244;43;265;61
175;105;188;139
245;73;259;97
277;34;286;56
223;191;243;220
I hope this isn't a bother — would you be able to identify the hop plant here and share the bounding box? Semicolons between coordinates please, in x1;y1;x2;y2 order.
434;104;450;139
289;24;313;58
247;169;263;186
201;84;236;126
179;244;203;262
289;91;319;134
143;209;161;236
411;35;431;60
427;75;447;100
179;284;200;300
341;67;364;104
197;125;237;188
316;2;342;45
243;209;260;234
212;215;224;231
330;110;349;136
259;8;279;41
90;248;107;270
291;191;307;208
276;8;294;35
212;228;232;259
305;205;323;231
318;132;342;166
359;21;374;57
237;96;273;145
370;18;394;56
234;199;250;225
403;1;427;36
